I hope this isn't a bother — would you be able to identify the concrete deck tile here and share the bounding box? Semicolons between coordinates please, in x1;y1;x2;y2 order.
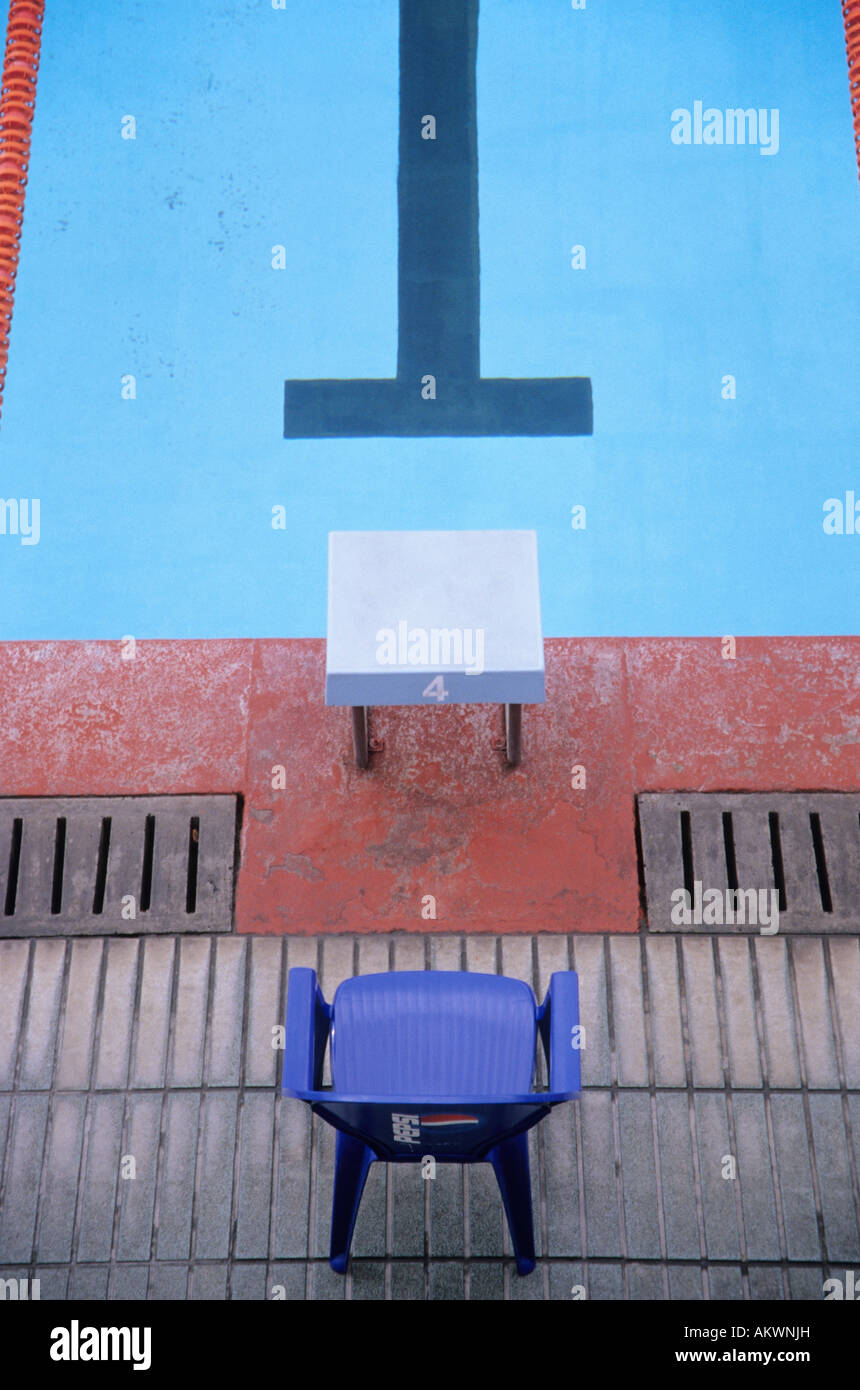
717;938;762;1088
356;935;390;975
707;1265;744;1299
790;938;839;1088
428;1162;465;1258
36;1092;87;1262
787;1265;827;1299
667;1265;703;1300
68;1266;110;1300
307;1260;346;1300
609;937;648;1086
19;939;65;1089
230;1262;268;1300
535;934;569;1000
581;1091;622;1257
644;936;685;1087
547;1262;584;1301
390;1262;425;1300
154;1092;200;1261
655;1092;701;1260
849;1096;860;1219
321;933;361;995
32;1267;70;1299
429;934;462;970
0;940;30;1087
769;1093;822;1262
350;1261;386;1299
55;938;103;1089
429;1263;464;1299
747;1265;785;1299
110;1264;150;1300
500;935;535;988
203;937;246;1087
309;1116;336;1259
93;938;139;1089
508;1259;545;1299
828;938;860;1087
587;1263;625;1299
390;1159;426;1258
470;1262;506;1300
148;1264;189;1300
285;937;318;973
627;1263;666;1299
0;1093;49;1260
570;936;610;1086
754;939;801;1087
194;1091;239;1260
169;937;211;1087
466;1161;505;1258
808;1092;860;1264
465;935;496;975
0;1095;9;1171
618;1092;661;1259
235;1091;275;1258
543;1102;581;1256
681;939;724;1089
75;1092;124;1262
245;937;284;1087
733;1093;780;1261
130;938;175;1088
268;1263;306;1301
693;1093;741;1260
350;1157;387;1258
273;1098;311;1259
191;1263;230;1300
529;1127;544;1259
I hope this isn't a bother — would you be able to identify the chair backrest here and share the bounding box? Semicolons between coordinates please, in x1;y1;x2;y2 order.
331;970;537;1095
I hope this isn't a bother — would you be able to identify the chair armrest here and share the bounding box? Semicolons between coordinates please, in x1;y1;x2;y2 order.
537;971;581;1097
283;967;331;1096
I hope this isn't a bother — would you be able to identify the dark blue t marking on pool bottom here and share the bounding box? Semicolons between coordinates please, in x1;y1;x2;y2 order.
284;0;593;439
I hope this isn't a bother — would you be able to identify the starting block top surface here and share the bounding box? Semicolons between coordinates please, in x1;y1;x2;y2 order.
326;530;545;706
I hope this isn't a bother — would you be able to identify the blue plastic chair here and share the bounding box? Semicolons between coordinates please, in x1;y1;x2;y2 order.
282;967;581;1275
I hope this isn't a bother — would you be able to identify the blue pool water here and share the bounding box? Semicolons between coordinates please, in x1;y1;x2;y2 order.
1;0;858;640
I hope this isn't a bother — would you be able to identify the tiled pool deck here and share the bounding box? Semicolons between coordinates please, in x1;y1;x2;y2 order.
1;930;858;1300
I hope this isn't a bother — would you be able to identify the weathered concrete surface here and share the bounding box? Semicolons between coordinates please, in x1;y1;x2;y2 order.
1;637;858;933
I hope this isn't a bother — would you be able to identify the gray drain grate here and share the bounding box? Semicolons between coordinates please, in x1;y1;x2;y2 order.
0;796;240;936
638;792;860;933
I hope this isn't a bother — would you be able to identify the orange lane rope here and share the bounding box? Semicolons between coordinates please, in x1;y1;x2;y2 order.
0;0;45;428
844;1;860;179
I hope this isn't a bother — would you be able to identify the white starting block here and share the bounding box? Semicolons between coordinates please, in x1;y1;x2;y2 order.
326;530;545;766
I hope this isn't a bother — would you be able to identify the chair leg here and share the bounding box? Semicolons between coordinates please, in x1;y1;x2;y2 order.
488;1133;536;1275
330;1131;375;1273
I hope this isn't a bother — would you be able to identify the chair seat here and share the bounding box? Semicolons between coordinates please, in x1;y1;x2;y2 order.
330;970;537;1096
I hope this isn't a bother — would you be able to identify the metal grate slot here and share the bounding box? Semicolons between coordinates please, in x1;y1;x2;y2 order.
721;810;738;892
4;815;22;916
140;814;155;913
50;817;66;915
92;817;111;916
0;795;240;936
638;792;860;932
186;816;199;914
809;811;833;913
767;811;787;913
